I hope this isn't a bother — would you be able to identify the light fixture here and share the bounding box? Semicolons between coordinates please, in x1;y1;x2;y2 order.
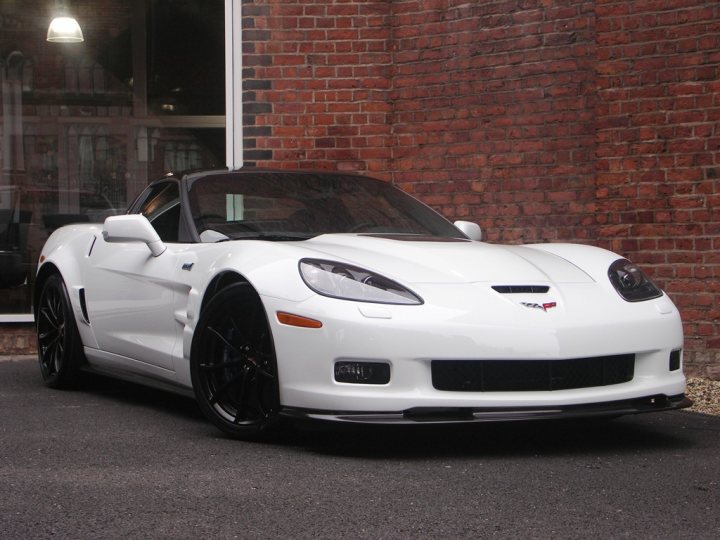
47;1;84;43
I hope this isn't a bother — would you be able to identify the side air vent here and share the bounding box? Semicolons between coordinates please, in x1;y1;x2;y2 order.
78;288;90;324
492;285;550;294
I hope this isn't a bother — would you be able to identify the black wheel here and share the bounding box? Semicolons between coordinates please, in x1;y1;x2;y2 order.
190;283;282;440
36;274;84;388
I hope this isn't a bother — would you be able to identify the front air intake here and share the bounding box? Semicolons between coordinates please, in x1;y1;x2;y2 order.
432;354;635;392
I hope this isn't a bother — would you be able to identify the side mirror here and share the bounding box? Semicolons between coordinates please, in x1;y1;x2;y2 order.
454;220;482;241
102;215;166;257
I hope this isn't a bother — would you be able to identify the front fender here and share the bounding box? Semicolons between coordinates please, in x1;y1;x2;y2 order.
36;224;103;349
525;243;629;285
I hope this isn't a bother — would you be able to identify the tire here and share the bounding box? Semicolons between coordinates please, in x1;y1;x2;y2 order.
190;283;282;440
36;274;84;388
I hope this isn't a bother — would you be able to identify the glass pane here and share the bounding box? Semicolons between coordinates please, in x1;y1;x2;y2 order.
0;0;225;315
146;0;225;116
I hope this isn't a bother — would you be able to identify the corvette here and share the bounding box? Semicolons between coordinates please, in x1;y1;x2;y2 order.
35;169;691;439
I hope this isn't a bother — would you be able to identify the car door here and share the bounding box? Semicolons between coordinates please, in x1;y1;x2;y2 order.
83;181;185;372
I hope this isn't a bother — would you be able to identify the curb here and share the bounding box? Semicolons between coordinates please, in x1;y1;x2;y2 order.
0;355;36;363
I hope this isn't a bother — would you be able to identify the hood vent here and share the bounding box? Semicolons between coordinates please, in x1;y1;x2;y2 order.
492;285;550;294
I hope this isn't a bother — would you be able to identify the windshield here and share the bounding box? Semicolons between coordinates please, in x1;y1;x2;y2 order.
187;171;464;241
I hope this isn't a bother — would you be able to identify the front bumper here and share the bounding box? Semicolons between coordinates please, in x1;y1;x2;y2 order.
281;394;693;424
262;283;686;414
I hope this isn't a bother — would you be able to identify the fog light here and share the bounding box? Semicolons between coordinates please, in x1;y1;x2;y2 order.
669;350;681;371
334;361;390;384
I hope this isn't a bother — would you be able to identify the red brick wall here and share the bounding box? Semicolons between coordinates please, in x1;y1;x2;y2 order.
0;325;36;356
243;0;720;377
595;0;720;377
242;0;394;178
390;0;598;245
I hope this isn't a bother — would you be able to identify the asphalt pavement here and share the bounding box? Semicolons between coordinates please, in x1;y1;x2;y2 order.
1;356;719;539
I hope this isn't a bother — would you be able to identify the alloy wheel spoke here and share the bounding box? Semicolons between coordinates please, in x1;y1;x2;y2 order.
45;294;57;321
206;323;260;372
44;333;62;353
233;367;253;423
39;306;59;330
52;343;63;374
55;347;62;373
208;370;245;405
49;293;63;323
229;316;252;347
199;358;245;370
207;325;245;358
38;327;59;342
251;359;274;380
42;344;54;371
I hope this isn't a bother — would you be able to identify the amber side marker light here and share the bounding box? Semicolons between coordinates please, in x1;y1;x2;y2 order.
276;311;323;328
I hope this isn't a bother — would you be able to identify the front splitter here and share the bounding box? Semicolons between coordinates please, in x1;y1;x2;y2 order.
280;394;692;425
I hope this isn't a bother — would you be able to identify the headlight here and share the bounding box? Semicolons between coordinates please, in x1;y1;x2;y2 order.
608;259;662;302
299;259;423;305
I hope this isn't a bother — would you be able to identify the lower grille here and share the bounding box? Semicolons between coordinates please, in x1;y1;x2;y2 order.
431;354;635;392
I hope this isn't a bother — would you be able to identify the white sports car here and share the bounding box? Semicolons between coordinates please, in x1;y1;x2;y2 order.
35;169;691;439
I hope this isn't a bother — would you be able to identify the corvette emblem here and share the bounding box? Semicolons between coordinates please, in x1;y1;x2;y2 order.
521;301;557;312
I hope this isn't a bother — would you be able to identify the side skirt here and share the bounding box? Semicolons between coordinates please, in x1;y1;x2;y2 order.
82;347;194;398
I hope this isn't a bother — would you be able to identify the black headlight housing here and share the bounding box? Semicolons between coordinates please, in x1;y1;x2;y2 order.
608;259;663;302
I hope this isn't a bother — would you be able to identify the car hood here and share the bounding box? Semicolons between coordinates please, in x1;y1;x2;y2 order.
301;234;595;285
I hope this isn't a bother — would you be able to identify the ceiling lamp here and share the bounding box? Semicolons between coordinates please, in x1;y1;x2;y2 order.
47;2;84;43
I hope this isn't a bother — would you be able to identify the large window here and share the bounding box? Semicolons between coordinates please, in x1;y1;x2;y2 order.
0;0;226;318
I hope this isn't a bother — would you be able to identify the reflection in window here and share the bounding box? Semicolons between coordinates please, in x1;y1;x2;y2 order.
139;183;179;223
0;0;225;315
136;182;180;243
